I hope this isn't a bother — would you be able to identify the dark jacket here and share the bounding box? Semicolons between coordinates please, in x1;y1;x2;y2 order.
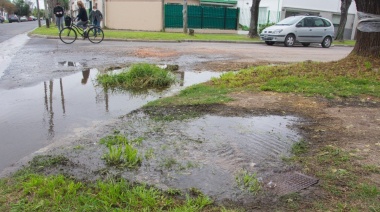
77;7;88;22
53;5;64;18
89;10;103;23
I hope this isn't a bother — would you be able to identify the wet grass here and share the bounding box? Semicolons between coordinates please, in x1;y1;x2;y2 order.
96;63;177;91
235;170;261;195
0;173;222;211
292;145;380;211
100;134;142;168
212;55;380;99
146;84;235;107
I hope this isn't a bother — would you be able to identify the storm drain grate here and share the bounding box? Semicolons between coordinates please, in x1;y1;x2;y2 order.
268;172;319;195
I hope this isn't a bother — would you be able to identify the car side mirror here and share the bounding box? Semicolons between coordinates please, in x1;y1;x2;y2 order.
296;23;302;27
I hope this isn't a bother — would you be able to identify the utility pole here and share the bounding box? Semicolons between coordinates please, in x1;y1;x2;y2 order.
183;0;187;34
161;0;165;32
36;0;41;27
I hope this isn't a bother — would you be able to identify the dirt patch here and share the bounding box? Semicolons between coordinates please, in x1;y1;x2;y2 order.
194;61;289;72
134;47;180;58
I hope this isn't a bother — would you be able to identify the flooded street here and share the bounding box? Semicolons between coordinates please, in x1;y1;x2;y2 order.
0;34;355;206
0;68;222;173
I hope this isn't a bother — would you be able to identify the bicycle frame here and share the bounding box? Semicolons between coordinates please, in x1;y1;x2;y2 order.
60;17;104;44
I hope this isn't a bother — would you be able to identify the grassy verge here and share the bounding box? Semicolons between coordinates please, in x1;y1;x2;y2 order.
31;25;260;42
30;25;357;46
212;55;380;98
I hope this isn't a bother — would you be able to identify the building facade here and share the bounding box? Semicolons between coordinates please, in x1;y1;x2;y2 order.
238;0;357;40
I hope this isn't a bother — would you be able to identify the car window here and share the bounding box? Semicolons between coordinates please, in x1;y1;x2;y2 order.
314;18;326;27
303;17;314;27
322;19;332;27
276;16;303;26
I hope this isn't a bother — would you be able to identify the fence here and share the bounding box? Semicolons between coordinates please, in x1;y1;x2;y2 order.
165;4;239;30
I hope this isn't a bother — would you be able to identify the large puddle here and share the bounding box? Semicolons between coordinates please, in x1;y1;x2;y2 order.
1;66;310;201
0;68;222;173
36;111;303;202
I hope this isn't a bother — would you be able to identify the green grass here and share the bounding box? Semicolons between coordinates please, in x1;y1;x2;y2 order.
235;170;261;195
31;25;260;42
212;58;380;99
145;83;235;107
31;25;358;46
299;145;380;211
97;63;177;91
100;134;142;168
0;173;218;211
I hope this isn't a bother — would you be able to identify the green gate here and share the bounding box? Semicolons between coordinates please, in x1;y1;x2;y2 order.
165;4;239;30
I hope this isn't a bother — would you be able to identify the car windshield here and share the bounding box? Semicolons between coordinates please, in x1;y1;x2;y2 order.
275;16;303;26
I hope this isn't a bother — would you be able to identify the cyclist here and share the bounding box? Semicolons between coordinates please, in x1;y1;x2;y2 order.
75;1;88;36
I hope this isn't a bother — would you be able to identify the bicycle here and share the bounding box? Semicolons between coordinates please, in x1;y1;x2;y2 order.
59;17;104;44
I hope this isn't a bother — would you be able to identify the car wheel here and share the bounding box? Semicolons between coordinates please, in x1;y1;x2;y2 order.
265;41;275;45
284;34;295;47
301;43;310;47
322;37;332;48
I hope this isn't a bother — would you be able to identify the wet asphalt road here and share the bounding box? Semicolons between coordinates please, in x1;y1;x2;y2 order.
0;29;353;174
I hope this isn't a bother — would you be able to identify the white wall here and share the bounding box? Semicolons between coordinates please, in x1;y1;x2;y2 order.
282;0;356;14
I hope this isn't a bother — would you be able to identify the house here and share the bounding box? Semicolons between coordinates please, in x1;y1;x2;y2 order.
70;0;238;31
238;0;358;40
73;0;357;39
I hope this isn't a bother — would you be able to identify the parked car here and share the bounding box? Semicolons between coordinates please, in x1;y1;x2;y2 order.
29;16;37;21
20;16;28;22
0;16;4;23
260;15;335;48
27;16;33;21
8;15;20;23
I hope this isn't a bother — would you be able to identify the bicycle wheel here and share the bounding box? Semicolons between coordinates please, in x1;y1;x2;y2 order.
59;27;77;44
87;27;104;44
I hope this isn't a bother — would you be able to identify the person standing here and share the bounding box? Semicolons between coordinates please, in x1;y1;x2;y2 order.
89;6;103;34
53;2;64;33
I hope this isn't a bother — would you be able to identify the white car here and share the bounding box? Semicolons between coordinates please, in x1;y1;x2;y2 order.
260;15;335;48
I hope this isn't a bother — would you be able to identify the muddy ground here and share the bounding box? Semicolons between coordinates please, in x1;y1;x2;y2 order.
6;49;380;210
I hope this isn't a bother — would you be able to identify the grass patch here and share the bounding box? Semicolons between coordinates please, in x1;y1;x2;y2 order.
0;173;219;211
335;39;356;46
295;145;380;211
291;139;309;155
212;55;380;98
235;170;261;195
31;26;260;42
145;83;234;107
100;134;143;168
97;63;177;91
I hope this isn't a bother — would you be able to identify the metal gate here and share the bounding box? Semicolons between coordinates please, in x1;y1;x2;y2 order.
165;4;239;30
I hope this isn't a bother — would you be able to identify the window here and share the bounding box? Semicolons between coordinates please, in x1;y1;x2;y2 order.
314;18;325;27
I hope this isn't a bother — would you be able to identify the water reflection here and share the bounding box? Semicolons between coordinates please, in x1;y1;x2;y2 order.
0;69;222;173
58;61;84;67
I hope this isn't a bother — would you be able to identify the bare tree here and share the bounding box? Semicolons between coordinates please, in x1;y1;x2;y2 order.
352;0;380;57
248;0;261;38
336;0;353;41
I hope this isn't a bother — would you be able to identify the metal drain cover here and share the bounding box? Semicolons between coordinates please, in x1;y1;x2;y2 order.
267;172;319;195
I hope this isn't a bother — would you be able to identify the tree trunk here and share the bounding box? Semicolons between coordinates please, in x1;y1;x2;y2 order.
248;0;261;38
335;0;352;41
352;0;380;57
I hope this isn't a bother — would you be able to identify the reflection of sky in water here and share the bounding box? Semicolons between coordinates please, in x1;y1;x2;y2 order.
0;69;223;172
